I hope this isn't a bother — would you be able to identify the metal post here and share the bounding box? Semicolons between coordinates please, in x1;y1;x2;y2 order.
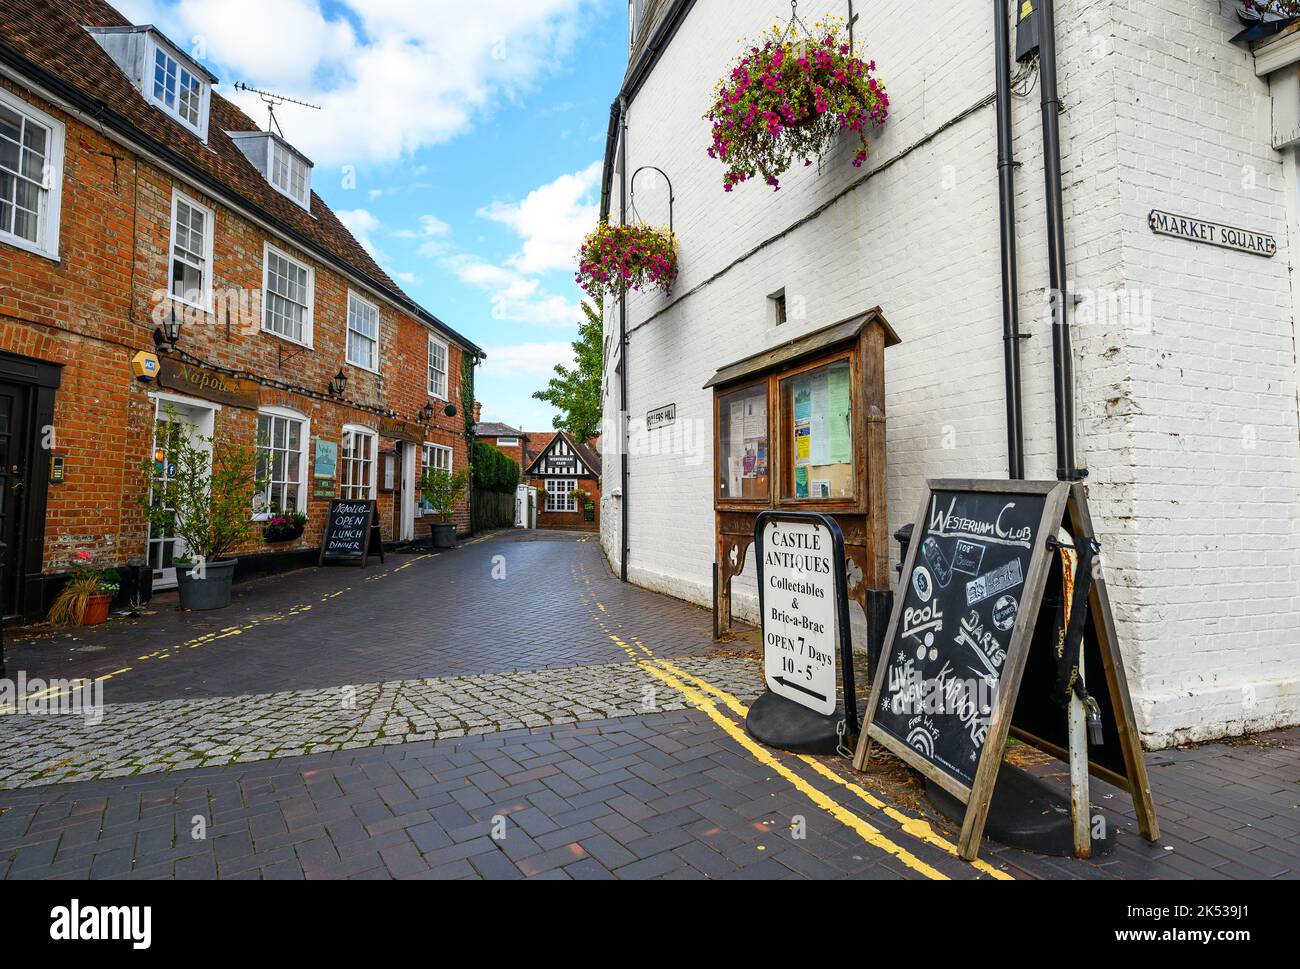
1038;0;1083;481
619;98;631;583
995;0;1026;480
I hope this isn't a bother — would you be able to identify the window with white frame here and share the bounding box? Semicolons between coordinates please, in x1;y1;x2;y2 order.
340;425;377;500
346;291;380;372
419;443;453;515
428;335;448;399
546;479;578;513
255;409;308;516
149;43;207;136
170;191;213;308
496;438;520;448
269;141;311;208
0;89;64;259
263;244;313;345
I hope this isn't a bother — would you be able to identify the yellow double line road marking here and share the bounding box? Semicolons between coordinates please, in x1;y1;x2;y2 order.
574;574;1012;881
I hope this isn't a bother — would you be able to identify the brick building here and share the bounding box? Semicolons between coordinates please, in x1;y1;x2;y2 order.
526;431;601;532
0;0;483;618
599;0;1300;747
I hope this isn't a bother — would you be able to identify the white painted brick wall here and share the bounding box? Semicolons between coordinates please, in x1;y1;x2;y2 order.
600;0;1300;748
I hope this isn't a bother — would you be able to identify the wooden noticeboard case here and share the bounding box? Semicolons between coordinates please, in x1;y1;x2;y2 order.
853;479;1158;861
319;499;385;567
705;309;900;641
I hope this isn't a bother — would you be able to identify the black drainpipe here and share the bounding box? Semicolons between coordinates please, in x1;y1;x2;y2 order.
1038;0;1085;481
995;0;1026;481
618;97;631;583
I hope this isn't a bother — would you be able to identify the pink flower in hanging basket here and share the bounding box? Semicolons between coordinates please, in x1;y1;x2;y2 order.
705;17;889;193
575;222;679;302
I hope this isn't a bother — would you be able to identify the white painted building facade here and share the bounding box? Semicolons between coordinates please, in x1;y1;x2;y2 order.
598;0;1300;748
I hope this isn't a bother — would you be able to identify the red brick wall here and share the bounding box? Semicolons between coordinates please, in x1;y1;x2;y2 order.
530;477;600;532
0;77;475;593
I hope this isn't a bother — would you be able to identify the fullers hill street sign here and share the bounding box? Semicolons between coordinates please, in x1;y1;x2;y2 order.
757;513;849;717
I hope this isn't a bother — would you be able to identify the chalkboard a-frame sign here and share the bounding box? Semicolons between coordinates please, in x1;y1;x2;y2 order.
319;499;385;567
853;480;1159;862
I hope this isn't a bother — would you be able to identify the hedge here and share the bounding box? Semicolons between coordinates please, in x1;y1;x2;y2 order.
472;441;521;494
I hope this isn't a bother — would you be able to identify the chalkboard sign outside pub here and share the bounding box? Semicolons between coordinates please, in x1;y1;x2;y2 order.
319;499;384;566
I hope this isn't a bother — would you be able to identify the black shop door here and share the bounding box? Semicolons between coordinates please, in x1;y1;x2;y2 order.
0;380;31;616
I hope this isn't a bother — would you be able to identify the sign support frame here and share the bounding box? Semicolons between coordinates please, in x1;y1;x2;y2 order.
753;510;857;734
852;479;1157;861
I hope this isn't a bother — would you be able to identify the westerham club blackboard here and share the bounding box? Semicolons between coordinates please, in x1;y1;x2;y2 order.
853;480;1159;862
319;499;384;566
867;484;1056;788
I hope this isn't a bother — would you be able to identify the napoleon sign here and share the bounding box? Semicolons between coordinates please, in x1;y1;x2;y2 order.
758;515;846;717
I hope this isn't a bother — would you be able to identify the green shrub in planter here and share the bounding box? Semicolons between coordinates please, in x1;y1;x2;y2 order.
421;464;472;548
140;406;263;610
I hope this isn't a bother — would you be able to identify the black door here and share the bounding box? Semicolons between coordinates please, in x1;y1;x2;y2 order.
0;381;30;616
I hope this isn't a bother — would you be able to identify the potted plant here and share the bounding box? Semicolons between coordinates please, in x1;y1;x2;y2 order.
705;17;889;192
140;409;263;611
420;464;472;549
47;552;120;627
576;221;678;302
262;509;308;544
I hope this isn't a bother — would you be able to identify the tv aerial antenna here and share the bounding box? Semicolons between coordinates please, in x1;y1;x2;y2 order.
233;82;321;138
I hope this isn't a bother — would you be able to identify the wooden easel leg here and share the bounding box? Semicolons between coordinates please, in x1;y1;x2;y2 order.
1069;654;1092;858
1067;485;1161;844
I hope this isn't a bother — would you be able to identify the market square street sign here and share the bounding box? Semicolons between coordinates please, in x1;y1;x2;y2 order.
1148;209;1276;258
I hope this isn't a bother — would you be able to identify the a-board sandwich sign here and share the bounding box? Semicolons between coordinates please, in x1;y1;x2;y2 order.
755;511;855;722
319;499;384;567
852;480;1159;861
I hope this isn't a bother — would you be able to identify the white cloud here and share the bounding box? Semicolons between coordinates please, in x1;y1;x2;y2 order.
394;215;451;240
121;0;593;166
478;161;601;275
447;256;578;326
480;341;575;381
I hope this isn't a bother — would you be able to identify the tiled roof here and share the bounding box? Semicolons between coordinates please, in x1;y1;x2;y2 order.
0;0;482;355
475;423;524;438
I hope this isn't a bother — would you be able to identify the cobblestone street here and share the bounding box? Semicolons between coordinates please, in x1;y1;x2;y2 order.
1;532;1297;881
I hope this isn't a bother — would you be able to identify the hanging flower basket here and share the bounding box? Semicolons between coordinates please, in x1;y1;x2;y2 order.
575;221;678;302
706;18;889;192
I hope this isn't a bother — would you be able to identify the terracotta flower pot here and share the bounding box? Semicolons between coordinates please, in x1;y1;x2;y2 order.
81;594;112;626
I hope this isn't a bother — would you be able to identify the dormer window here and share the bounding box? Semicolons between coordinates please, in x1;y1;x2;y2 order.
150;44;205;132
227;131;313;211
86;26;215;141
270;141;310;208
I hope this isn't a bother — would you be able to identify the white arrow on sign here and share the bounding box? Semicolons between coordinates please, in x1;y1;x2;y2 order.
761;518;840;716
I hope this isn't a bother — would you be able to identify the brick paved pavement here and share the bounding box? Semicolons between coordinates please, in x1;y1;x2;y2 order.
2;531;722;703
0;657;760;789
1;530;1297;880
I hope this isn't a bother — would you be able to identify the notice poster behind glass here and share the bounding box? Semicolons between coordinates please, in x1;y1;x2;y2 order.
718;384;769;501
783;360;853;500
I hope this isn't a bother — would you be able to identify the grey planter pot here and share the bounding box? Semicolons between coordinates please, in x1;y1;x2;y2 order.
175;559;238;611
429;522;456;549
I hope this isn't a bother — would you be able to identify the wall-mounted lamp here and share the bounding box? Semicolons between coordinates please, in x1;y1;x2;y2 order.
418;402;435;423
152;309;182;354
327;369;348;398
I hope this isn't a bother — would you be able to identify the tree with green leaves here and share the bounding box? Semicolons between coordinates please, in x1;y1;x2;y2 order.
532;299;603;443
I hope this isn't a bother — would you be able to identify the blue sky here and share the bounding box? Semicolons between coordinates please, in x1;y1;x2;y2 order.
118;0;627;431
